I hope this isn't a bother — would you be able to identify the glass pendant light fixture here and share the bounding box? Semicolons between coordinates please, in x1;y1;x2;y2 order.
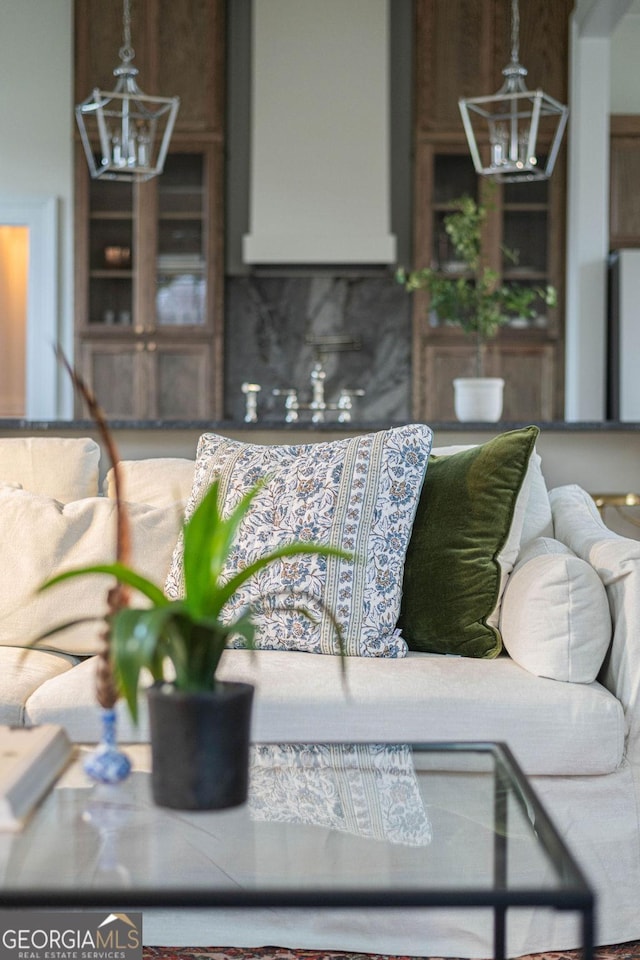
458;0;568;182
75;0;180;182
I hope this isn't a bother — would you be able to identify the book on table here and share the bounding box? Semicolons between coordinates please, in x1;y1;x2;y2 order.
0;725;73;831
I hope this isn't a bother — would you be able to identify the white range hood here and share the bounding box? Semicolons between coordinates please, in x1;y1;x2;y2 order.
243;0;396;266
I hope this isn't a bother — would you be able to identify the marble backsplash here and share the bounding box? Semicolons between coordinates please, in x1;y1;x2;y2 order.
224;274;412;424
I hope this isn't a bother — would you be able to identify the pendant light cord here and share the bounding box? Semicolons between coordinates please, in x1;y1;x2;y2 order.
510;0;520;65
119;0;135;65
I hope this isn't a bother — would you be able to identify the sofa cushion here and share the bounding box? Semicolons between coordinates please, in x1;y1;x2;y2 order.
518;450;554;547
0;437;100;502
500;537;612;683
0;485;183;656
220;649;624;776
25;648;625;776
0;647;77;726
398;426;539;658
104;457;194;507
165;425;432;658
24;655;144;743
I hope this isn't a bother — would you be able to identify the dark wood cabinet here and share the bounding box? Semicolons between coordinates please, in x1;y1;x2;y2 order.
610;116;640;249
80;337;212;420
412;0;571;422
73;0;224;420
74;0;224;135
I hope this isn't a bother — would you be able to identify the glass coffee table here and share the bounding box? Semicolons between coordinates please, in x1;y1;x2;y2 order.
0;741;594;960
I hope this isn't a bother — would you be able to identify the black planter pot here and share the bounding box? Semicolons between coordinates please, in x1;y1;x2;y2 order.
147;680;254;811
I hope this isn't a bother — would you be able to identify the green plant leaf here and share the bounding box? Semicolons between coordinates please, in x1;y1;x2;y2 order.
31;617;104;641
182;478;267;617
39;562;168;607
395;191;556;360
110;606;177;722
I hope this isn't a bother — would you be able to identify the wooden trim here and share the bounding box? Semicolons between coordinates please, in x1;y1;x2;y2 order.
610;115;640;138
134;179;157;335
73;143;90;337
207;142;225;419
411;141;434;418
210;0;226;136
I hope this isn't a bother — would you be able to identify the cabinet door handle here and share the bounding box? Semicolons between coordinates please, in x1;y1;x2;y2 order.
136;342;145;353
134;324;145;335
147;341;157;352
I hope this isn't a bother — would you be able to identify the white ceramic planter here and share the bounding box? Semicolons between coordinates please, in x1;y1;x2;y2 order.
453;377;505;422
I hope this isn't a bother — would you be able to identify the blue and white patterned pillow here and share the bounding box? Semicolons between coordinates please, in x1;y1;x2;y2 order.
164;424;432;658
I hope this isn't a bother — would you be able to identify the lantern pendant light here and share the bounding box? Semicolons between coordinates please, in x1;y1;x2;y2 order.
458;0;568;183
75;0;180;182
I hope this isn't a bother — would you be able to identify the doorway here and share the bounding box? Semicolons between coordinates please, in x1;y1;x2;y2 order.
0;196;58;419
0;226;28;415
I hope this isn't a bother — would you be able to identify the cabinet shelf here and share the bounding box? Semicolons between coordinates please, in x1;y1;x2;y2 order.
432;202;468;212
503;203;549;212
159;212;203;221
90;269;134;279
503;270;547;280
90;211;134;220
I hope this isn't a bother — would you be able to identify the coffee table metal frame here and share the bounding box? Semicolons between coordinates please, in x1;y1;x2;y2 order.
0;741;595;960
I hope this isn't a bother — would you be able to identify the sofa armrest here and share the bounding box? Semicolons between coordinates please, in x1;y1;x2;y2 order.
550;484;640;765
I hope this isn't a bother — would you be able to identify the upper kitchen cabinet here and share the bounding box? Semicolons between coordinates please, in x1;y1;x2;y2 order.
74;0;224;136
412;0;571;422
73;0;225;420
415;0;571;138
414;1;493;135
610;116;640;248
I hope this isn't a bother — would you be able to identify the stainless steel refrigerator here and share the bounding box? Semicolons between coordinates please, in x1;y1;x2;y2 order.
608;248;640;421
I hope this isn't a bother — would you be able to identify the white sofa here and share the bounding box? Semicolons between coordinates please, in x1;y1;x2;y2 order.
1;432;639;957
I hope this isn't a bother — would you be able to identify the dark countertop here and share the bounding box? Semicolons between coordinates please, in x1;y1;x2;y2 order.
1;419;639;432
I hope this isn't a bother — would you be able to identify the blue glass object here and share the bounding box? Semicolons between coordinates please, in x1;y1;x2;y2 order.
83;708;132;784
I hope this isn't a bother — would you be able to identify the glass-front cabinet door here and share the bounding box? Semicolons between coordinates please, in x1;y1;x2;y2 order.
74;0;225;422
86;176;134;329
75;145;221;420
412;143;562;422
155;153;207;330
81;152;210;335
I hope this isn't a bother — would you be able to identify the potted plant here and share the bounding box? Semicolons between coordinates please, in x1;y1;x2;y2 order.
396;194;556;421
37;359;350;811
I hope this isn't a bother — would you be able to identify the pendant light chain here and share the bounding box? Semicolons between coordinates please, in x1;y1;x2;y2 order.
119;0;135;67
510;0;520;65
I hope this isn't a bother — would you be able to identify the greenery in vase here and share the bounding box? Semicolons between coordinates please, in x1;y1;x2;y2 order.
36;357;351;724
39;477;351;722
395;194;557;376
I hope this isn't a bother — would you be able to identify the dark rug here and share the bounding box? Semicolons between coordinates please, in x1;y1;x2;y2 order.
143;940;640;960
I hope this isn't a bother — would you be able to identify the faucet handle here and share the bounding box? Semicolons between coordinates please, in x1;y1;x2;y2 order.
241;382;261;423
272;388;299;422
337;388;365;422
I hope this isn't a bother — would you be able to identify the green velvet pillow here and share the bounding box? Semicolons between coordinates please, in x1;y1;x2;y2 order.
398;425;539;658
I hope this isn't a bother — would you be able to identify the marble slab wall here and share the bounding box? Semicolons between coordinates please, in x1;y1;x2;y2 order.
224;275;412;424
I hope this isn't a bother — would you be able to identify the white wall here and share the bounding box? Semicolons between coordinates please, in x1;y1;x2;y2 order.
0;0;73;417
564;0;639;421
243;0;395;264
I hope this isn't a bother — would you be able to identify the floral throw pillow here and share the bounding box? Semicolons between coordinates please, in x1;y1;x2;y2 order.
165;424;432;657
